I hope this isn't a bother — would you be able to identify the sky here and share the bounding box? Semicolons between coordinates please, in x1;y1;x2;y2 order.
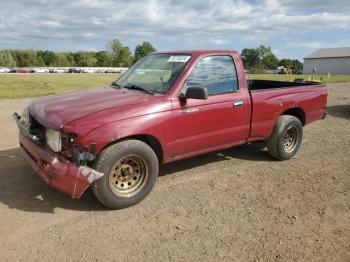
0;0;349;60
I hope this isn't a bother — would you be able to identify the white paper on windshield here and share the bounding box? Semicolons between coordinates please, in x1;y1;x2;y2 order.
168;55;191;63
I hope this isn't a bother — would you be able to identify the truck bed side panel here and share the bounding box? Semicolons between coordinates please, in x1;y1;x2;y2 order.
248;85;327;141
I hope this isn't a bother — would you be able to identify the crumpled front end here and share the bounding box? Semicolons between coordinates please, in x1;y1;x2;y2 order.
15;114;104;198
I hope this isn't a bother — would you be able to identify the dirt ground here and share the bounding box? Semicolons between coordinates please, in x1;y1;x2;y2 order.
0;83;349;261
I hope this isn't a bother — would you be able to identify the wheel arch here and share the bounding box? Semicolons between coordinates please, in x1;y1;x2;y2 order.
281;107;306;126
99;134;164;164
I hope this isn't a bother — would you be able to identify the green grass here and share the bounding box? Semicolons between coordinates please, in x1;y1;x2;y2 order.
0;74;119;99
1;73;350;99
247;74;350;83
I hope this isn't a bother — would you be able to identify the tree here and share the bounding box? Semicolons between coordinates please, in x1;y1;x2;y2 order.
115;47;132;67
256;45;279;69
0;51;16;67
241;45;279;70
36;55;46;67
262;54;279;69
134;41;156;62
279;59;293;69
95;51;113;67
108;38;123;54
0;43;301;71
38;50;57;66
54;53;70;67
241;48;261;69
12;50;42;67
108;38;133;67
257;45;273;59
64;52;76;66
291;59;303;71
74;51;97;67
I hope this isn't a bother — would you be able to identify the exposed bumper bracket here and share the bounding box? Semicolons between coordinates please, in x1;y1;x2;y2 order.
18;132;104;198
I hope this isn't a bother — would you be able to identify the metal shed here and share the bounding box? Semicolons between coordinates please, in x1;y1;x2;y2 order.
303;47;350;75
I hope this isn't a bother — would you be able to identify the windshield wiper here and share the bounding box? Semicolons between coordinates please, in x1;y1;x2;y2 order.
124;84;154;95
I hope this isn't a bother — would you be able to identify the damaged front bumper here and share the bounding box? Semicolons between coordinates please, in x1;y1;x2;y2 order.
16;126;104;198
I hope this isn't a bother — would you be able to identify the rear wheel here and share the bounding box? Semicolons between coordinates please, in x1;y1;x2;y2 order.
92;140;159;209
267;115;303;160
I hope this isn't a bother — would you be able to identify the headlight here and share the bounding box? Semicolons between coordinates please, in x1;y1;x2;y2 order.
46;129;61;152
21;106;30;127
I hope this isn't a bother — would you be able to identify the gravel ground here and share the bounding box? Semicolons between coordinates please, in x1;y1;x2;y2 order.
0;83;349;261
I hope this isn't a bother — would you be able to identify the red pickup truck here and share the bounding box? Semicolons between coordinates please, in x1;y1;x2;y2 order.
14;50;327;209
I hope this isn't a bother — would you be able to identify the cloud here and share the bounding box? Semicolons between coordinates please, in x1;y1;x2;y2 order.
0;0;349;59
280;0;350;12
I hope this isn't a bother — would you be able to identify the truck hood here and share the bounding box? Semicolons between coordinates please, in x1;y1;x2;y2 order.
29;87;154;129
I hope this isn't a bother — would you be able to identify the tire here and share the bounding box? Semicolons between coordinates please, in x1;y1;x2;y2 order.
91;140;159;209
267;115;303;160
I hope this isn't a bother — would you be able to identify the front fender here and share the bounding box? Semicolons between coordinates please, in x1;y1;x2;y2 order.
77;111;173;160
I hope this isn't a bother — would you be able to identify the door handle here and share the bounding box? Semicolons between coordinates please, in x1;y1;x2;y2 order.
233;100;244;108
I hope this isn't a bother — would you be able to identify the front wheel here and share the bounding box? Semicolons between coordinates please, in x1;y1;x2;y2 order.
267;115;303;160
92;140;159;209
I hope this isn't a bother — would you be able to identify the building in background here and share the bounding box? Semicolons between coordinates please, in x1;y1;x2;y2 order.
303;47;350;75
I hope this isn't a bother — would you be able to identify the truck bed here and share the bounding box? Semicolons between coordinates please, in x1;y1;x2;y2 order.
247;79;319;91
247;80;327;142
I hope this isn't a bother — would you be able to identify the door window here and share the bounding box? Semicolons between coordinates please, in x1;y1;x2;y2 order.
183;56;238;95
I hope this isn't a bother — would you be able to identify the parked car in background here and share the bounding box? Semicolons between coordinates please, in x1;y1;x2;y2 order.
16;68;31;73
266;69;278;74
69;68;82;73
0;67;10;73
31;68;50;73
104;69;115;73
81;68;96;73
95;69;105;73
292;70;303;75
49;68;69;73
9;68;17;73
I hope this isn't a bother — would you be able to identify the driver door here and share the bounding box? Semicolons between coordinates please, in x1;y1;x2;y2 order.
171;55;250;159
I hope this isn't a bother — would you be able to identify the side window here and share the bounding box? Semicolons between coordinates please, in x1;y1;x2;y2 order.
183;56;238;95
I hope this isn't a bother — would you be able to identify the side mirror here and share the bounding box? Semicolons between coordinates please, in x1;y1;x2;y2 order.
182;86;208;100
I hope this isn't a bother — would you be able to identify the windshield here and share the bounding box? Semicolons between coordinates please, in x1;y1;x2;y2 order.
115;53;191;94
